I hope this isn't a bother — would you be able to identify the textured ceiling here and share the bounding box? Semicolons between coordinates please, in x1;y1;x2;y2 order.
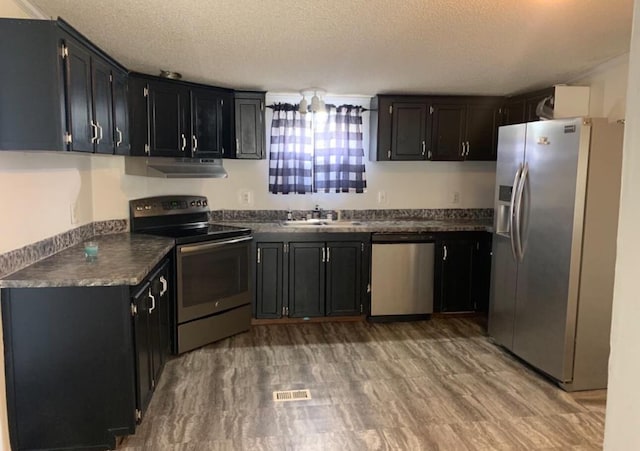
29;0;633;95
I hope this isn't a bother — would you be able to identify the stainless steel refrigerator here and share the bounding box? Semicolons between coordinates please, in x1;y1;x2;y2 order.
489;117;624;391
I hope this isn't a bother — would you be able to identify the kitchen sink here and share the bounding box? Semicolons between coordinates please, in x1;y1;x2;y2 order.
281;220;364;228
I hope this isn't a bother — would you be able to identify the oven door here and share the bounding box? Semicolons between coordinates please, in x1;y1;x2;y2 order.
176;235;252;323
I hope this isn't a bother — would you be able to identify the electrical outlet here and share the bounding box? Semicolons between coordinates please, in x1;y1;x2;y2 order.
70;202;79;224
238;190;253;206
377;191;388;205
450;191;461;204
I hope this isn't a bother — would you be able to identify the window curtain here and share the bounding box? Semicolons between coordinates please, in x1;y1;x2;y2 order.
314;105;367;193
268;103;313;194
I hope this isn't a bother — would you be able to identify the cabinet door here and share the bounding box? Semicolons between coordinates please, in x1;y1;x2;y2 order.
430;103;466;161
63;38;94;152
112;70;130;155
391;102;427;160
133;283;153;416
234;94;265;159
191;88;222;158
471;235;492;313
128;76;150;156
465;104;498;161
288;242;325;317
149;81;189;157
149;261;170;386
435;239;475;312
91;57;115;154
326;242;362;316
502;99;526;125
255;243;285;318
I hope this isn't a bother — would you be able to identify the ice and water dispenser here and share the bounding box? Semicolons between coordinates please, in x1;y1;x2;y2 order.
495;185;514;235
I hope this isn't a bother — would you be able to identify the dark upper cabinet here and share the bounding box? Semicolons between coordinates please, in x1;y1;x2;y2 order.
434;233;492;313
391;102;428;160
430;102;466;161
430;99;500;161
465;103;499;161
232;91;266;159
255;242;285;318
148;80;190;157
63;36;94;152
502;87;555;125
370;95;501;162
0;19;66;151
91;57;115;154
191;88;223;158
288;242;326;318
112;70;130;155
326;242;362;316
129;73;234;159
60;29;124;155
369;96;430;161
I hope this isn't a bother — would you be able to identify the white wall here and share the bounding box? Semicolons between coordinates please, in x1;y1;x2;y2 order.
571;53;629;121
604;1;640;448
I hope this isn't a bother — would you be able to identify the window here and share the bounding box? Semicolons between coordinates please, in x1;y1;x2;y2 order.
268;103;367;194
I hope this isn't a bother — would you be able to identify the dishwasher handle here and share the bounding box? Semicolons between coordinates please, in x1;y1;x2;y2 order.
372;233;436;243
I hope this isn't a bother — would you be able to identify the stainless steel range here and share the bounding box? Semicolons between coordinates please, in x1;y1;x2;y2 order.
130;195;252;354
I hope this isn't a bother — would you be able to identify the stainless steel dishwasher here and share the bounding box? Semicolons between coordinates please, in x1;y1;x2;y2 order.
370;233;435;321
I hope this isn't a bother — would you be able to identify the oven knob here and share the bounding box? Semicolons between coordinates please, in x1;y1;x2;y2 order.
136;206;143;211
203;200;208;207
215;301;220;307
190;201;196;207
144;204;152;210
196;200;202;206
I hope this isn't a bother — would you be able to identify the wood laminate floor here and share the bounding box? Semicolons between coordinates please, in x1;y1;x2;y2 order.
118;318;606;450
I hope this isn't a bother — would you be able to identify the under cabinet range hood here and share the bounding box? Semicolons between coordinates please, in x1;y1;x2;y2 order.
124;157;228;178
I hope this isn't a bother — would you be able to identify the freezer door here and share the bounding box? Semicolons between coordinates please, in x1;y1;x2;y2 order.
488;124;526;349
512;118;589;382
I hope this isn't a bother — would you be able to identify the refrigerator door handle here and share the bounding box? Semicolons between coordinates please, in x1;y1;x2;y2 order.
509;164;523;261
514;162;529;261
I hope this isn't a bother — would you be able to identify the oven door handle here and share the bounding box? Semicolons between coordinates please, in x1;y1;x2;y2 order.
179;236;253;254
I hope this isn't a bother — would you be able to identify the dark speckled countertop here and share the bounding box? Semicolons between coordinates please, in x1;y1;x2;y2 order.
0;233;175;288
217;218;493;234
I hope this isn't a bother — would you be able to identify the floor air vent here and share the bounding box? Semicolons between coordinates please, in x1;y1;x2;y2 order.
273;389;312;402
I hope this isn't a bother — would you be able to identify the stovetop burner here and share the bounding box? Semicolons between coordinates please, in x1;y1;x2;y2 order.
129;195;251;244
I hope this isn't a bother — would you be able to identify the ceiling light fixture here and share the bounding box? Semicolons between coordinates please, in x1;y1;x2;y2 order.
159;70;182;80
299;88;326;114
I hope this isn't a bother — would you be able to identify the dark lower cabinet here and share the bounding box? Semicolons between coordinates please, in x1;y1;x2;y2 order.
326;242;363;316
289;242;326;317
253;235;368;319
255;243;285;318
1;257;172;451
434;233;492;313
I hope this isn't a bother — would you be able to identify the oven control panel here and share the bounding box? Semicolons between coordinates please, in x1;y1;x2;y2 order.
130;195;209;218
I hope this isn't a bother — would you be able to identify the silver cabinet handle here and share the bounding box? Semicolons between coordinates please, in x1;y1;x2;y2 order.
460;141;465;157
193;135;198;152
181;134;186;151
159;276;167;296
116;127;123;146
443;245;448;261
421;141;426;156
96;122;103;143
321;247;326;263
236;138;240;152
466;141;470;156
90;121;98;143
257;248;261;264
148;288;156;313
326;247;330;262
427;150;432;159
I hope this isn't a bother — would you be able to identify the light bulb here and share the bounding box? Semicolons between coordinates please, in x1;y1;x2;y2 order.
299;96;308;114
311;92;320;112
